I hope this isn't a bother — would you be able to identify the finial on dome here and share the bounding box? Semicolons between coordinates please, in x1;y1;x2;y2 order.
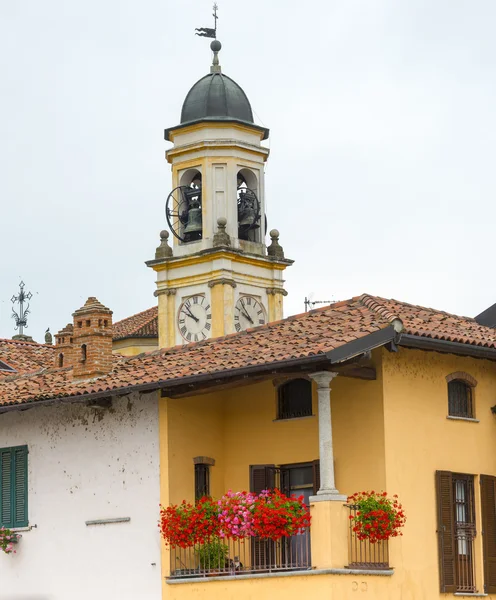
210;39;222;73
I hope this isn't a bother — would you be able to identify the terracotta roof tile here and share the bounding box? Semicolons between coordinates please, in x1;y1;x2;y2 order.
113;307;158;341
0;294;495;409
0;338;55;377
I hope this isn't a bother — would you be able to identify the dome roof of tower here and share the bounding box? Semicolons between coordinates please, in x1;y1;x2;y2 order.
180;72;254;125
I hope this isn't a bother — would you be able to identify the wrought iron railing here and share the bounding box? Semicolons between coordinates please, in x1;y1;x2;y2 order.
169;531;311;579
346;505;389;569
455;528;476;593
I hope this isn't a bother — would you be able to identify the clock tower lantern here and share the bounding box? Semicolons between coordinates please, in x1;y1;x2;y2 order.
147;40;292;348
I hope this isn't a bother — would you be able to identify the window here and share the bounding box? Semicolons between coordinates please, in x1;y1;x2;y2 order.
0;446;28;528
448;380;474;418
436;471;476;593
194;463;210;500
277;379;312;420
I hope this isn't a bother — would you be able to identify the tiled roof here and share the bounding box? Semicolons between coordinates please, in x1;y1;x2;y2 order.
361;295;496;347
0;294;495;409
113;307;158;341
0;338;55;378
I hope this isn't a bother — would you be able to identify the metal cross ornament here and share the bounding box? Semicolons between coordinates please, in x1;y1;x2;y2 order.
11;281;33;335
195;2;218;39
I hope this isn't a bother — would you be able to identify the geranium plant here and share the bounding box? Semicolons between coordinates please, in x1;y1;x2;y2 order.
159;497;220;548
160;489;311;548
217;490;257;540
252;489;311;540
0;527;18;554
347;491;406;544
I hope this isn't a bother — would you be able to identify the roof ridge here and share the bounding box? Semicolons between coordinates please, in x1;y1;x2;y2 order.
360;294;479;323
357;294;404;329
0;338;53;348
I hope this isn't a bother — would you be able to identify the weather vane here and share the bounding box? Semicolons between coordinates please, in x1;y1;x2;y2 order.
11;281;33;336
195;3;218;39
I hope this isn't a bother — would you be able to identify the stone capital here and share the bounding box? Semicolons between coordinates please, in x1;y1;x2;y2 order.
208;278;237;289
154;288;177;297
309;371;338;389
266;287;288;296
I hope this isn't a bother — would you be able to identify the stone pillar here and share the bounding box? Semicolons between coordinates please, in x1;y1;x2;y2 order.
309;371;346;502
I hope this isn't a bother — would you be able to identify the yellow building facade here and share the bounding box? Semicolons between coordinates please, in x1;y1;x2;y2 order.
158;343;496;599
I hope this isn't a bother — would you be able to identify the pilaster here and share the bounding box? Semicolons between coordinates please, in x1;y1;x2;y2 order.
155;288;177;348
266;287;287;322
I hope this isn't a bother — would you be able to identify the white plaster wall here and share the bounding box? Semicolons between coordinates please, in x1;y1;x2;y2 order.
0;392;161;600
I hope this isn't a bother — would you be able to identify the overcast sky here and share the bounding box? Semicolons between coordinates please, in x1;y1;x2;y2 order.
1;0;495;343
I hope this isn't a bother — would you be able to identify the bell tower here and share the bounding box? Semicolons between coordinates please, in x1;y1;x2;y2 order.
147;40;292;348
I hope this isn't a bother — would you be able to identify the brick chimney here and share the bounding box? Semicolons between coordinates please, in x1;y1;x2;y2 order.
71;297;113;380
54;323;74;368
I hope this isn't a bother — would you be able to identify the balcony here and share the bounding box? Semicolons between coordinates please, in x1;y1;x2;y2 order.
169;532;311;579
166;500;392;581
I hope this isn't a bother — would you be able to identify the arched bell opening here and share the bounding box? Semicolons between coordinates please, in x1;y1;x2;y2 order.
166;169;203;243
237;169;261;242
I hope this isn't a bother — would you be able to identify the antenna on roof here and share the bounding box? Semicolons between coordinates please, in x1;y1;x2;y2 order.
304;296;333;312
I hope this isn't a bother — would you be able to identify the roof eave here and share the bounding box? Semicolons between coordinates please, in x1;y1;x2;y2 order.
398;334;496;361
165;118;269;141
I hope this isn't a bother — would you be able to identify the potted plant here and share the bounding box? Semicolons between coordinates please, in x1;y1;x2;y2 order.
0;527;19;555
196;537;228;572
347;491;406;543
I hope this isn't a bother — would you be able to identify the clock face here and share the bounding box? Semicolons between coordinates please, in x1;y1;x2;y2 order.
234;296;266;332
177;295;212;342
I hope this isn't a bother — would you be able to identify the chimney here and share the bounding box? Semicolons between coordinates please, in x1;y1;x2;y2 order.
72;297;113;380
54;323;74;368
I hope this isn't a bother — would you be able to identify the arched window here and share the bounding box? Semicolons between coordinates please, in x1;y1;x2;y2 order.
58;353;64;368
277;379;313;420
237;169;261;242
81;344;87;362
448;380;474;418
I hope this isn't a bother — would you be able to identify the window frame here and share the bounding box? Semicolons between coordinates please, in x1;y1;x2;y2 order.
0;444;29;529
194;463;211;501
276;378;313;421
447;379;475;419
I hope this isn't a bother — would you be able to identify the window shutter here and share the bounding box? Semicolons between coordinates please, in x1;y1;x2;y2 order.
481;475;496;594
250;465;275;494
436;470;456;593
312;459;320;495
1;449;12;527
250;465;275;568
13;447;28;527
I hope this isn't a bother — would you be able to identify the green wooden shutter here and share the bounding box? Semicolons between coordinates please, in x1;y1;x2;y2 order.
480;475;496;594
0;449;12;526
436;470;456;593
13;446;28;527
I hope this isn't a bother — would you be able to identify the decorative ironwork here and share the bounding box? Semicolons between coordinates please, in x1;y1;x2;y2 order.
169;532;311;579
195;3;218;39
346;504;389;569
11;281;33;336
165;184;203;243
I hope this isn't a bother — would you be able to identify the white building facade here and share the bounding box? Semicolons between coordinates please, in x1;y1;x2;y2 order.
0;392;161;600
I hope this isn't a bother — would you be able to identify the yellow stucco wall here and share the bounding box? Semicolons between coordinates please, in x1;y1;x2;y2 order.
112;338;158;356
381;347;496;599
166;571;396;600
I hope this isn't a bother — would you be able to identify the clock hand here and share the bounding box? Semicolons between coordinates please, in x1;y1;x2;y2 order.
183;308;199;323
240;307;254;324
